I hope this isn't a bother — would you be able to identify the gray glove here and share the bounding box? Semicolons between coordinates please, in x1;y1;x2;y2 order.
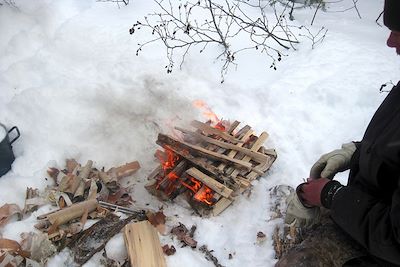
309;142;357;180
284;191;321;228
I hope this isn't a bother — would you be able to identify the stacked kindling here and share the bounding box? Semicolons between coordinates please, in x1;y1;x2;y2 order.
146;120;277;216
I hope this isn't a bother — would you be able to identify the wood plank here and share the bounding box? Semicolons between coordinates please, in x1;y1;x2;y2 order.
212;197;232;216
227;120;240;134
217;128;253;171
124;221;167;267
190;120;244;143
246;152;277;181
157;134;254;171
230;132;269;178
175;127;269;163
186;167;233;199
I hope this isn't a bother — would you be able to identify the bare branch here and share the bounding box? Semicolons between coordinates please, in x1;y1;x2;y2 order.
130;0;326;82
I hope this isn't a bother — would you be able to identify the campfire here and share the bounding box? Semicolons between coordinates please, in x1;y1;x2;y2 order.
146;119;277;216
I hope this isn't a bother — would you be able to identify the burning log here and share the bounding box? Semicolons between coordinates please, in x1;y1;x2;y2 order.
147;120;277;216
185;168;233;199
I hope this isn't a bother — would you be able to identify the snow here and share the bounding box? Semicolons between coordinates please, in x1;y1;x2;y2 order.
0;0;399;266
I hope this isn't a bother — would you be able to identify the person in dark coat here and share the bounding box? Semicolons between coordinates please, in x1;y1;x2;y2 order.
285;0;400;265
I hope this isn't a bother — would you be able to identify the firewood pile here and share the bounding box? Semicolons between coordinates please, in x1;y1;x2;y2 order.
146;120;277;216
0;159;148;266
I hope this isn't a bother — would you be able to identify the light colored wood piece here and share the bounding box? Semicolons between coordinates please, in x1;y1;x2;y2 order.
227;120;240;134
230;132;269;178
124;221;167;267
157;134;253;171
175;127;268;163
190;120;244;143
212;197;233;216
186;168;233;199
246;151;277;181
217;128;254;171
47;199;98;226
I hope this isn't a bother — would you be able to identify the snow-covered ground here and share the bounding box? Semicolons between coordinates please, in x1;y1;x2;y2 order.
0;0;398;266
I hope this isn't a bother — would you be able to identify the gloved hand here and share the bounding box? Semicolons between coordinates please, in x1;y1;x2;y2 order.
309;142;357;180
298;178;330;207
284;187;321;228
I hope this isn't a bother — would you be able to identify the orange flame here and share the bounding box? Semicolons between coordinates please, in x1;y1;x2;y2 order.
193;100;229;132
193;100;220;124
155;149;180;175
181;177;215;206
194;186;214;205
180;177;201;193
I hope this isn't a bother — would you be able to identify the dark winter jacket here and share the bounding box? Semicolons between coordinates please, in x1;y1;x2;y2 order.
321;81;400;266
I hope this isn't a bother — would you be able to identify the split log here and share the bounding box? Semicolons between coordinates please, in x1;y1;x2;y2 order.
67;213;142;265
190;120;244;143
157;134;255;172
185;168;233;199
124;220;167;267
175;127;269;163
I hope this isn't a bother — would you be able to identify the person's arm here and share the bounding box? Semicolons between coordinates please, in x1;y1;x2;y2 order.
325;183;400;265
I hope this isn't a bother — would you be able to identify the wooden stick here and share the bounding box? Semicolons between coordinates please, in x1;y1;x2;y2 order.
190;120;244;143
124;221;167;267
175;127;268;163
157;134;253;171
227;120;240;134
185;168;233;199
230;132;269;178
47;199;98;225
218;127;253;171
